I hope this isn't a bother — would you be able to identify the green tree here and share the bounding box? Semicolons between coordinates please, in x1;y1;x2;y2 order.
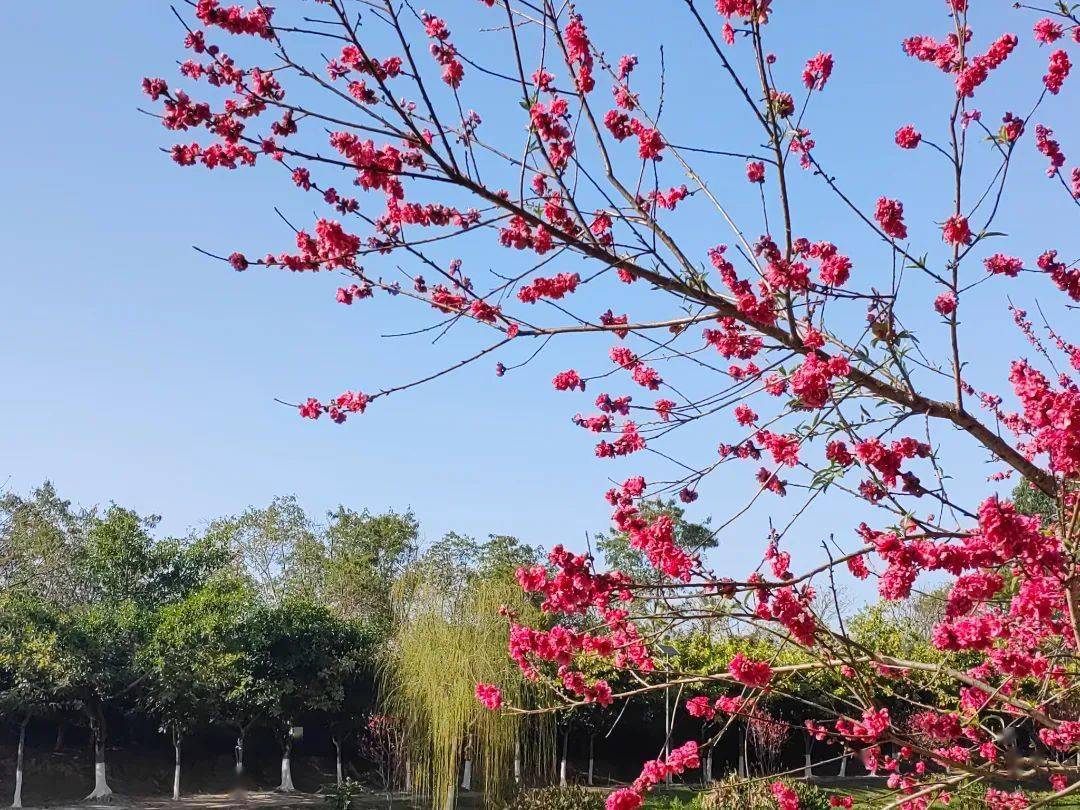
0;482;86;606
385;534;550;808
139;573;255;799
244;598;372;791
0;595;76;808
214;496;324;605
322;506;418;635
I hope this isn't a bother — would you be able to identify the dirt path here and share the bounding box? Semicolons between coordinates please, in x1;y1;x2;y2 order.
32;790;432;809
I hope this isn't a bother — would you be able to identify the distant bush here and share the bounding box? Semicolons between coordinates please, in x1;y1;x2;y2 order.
503;784;604;810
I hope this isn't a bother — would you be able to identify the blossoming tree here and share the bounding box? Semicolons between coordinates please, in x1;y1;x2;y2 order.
143;0;1079;806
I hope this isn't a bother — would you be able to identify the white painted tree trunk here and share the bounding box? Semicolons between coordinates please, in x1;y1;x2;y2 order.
803;753;813;779
173;738;182;800
86;724;113;800
839;753;848;777
702;749;712;786
405;759;412;793
738;754;746;778
460;759;472;791
279;747;295;792
442;783;456;810
235;732;245;776
12;717;27;809
513;752;521;784
587;736;595;786
333;738;343;785
559;730;569;786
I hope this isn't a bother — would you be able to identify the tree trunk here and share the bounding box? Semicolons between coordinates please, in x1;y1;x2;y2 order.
513;741;521;786
460;759;472;791
172;729;182;801
332;736;343;785
738;726;747;778
404;758;412;793
559;729;569;786
442;782;456;810
803;732;813;779
587;735;595;787
703;748;712;786
12;714;28;809
279;728;295;792
53;720;65;753
839;753;848;777
86;707;113;800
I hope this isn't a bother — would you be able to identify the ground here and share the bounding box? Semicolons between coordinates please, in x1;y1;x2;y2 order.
17;781;1080;808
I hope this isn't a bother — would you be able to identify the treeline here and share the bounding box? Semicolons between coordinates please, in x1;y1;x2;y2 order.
2;484;974;807
0;483;543;806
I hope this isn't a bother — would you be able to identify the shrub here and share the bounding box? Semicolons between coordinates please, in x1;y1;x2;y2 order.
701;775;830;810
321;778;365;810
503;784;604;810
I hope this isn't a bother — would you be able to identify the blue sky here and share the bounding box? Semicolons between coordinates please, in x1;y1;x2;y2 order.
2;2;1075;588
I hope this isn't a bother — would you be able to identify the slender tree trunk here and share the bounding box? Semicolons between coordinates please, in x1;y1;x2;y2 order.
53;720;65;753
279;727;295;792
460;759;472;791
803;732;813;779
839;753;848;777
703;747;712;786
404;758;412;793
587;735;595;787
332;736;343;785
12;714;28;809
442;781;456;810
86;706;113;800
738;726;747;778
234;727;246;778
172;728;182;801
559;729;569;786
513;740;521;786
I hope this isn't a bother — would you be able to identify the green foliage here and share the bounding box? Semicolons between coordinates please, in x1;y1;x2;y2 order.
0;594;76;715
322;506;418;637
212;495;323;606
385;545;551;807
138;573;255;733
244;596;374;732
644;792;704;810
0;481;86;606
701;776;831;810
597;499;713;584
1012;478;1057;522
503;785;603;810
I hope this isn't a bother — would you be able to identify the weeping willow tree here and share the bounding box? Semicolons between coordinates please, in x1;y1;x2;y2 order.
383;558;553;808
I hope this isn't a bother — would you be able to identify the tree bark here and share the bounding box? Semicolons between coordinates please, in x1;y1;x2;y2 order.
803;732;813;779
172;729;182;801
53;720;65;753
86;706;113;800
12;714;28;809
587;735;595;787
559;729;569;786
703;748;712;786
278;728;295;792
460;759;472;791
332;736;343;785
839;753;848;777
234;728;246;778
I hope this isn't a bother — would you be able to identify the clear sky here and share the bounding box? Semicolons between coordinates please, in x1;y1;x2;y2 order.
2;2;1075;586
